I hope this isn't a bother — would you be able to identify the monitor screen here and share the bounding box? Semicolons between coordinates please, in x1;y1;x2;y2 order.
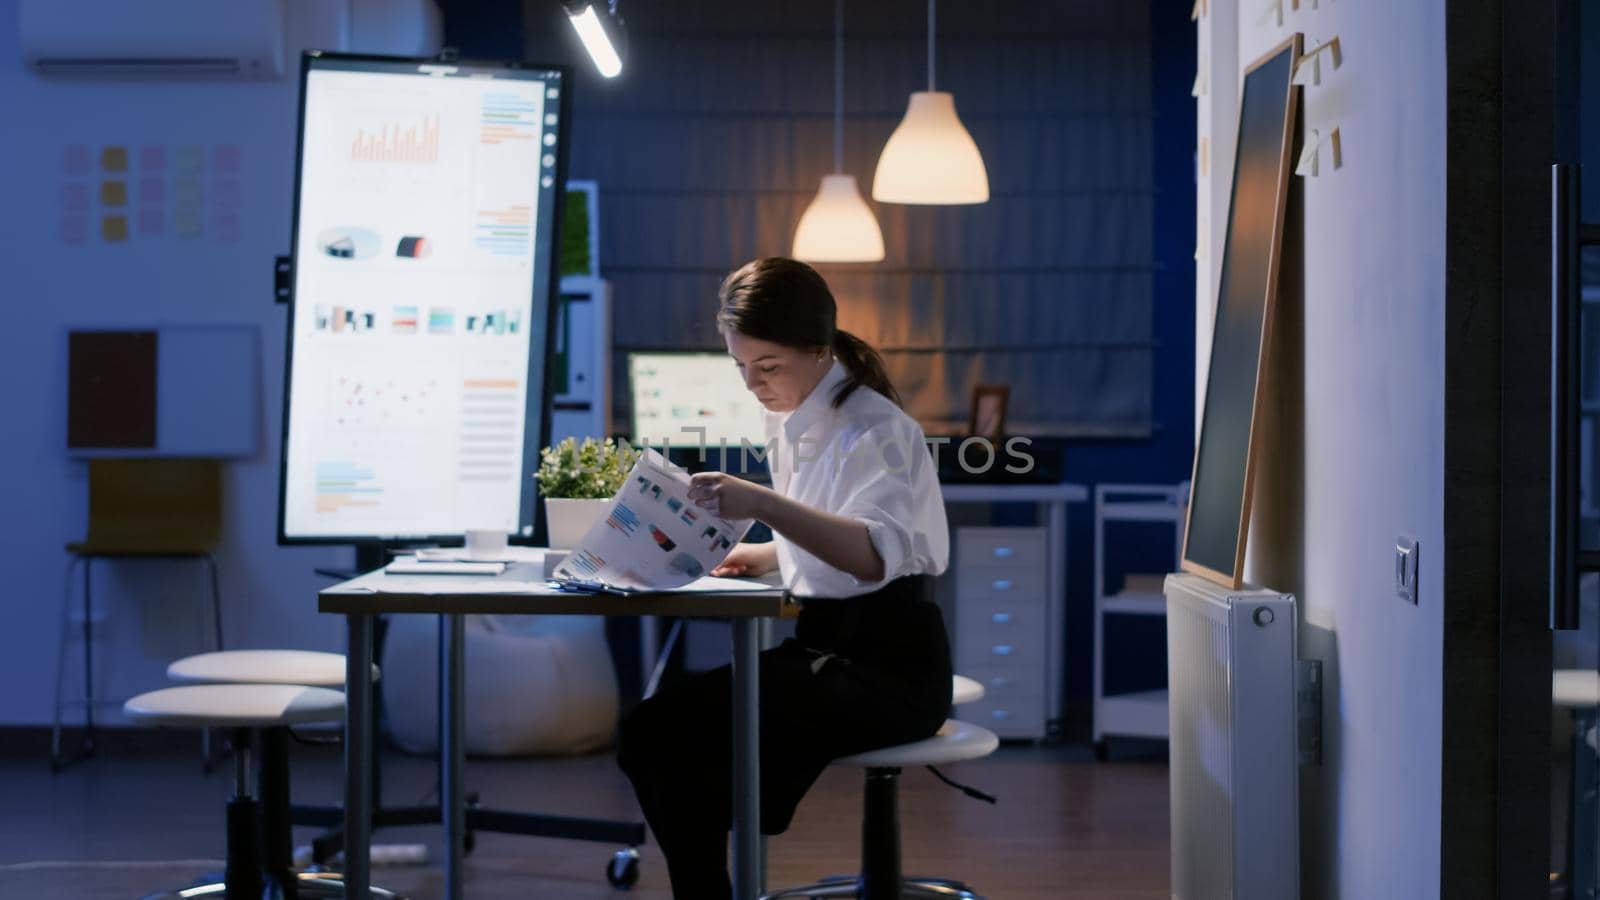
279;53;569;542
629;352;767;448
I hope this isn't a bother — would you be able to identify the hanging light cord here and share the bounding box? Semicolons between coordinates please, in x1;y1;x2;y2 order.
927;0;936;91
834;0;844;173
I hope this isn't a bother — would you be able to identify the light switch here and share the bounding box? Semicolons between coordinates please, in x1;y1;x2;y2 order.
1395;537;1419;604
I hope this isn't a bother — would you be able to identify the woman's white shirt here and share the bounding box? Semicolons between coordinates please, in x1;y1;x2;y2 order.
762;359;949;598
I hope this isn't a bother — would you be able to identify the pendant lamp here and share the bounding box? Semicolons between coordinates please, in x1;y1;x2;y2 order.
871;0;989;204
792;0;885;263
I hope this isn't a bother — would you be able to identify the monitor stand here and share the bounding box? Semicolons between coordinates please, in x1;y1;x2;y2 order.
297;540;647;877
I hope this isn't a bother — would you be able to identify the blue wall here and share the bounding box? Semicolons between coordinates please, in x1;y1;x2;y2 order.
447;0;1197;728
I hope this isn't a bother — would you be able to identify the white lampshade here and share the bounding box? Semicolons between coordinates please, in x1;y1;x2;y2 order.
792;174;886;263
871;91;989;205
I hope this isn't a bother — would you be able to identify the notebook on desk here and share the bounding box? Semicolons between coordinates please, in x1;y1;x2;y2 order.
386;557;507;576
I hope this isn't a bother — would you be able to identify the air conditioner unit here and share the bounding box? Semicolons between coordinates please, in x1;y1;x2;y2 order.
19;0;286;78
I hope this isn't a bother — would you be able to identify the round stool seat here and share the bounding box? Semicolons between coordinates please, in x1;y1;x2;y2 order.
168;649;377;687
1555;669;1600;708
837;719;999;768
952;674;984;706
124;684;345;729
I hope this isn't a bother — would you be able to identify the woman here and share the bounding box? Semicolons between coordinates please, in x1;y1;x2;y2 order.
616;257;952;899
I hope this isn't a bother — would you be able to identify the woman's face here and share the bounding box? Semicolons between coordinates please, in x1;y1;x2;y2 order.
723;331;831;413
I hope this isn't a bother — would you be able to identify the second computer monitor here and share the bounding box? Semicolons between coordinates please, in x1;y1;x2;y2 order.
628;352;766;449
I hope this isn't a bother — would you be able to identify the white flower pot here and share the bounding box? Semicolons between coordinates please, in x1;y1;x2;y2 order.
544;497;612;549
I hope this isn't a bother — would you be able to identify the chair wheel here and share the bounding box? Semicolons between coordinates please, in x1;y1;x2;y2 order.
606;847;640;890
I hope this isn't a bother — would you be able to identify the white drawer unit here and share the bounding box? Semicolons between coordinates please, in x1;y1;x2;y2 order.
957;527;1047;568
939;484;1087;742
954;526;1053;739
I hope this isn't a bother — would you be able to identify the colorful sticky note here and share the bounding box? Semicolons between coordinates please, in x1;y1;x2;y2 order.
139;176;165;205
138;208;164;236
175;146;204;174
174;177;202;207
140;145;167;172
175;209;203;238
100;180;128;206
100;146;128;172
61;182;90;212
101;215;129;242
211;179;242;210
62;145;90;176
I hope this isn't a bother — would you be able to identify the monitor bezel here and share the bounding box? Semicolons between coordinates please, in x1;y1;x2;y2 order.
276;50;572;546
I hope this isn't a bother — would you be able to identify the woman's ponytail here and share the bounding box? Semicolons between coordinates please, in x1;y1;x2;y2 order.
830;328;901;409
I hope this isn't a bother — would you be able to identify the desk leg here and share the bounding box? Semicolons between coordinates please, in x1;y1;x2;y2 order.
1047;499;1067;734
730;618;762;900
441;614;466;900
344;614;374;900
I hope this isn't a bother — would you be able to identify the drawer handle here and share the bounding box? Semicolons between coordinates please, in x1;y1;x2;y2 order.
993;547;1013;559
991;579;1013;591
991;612;1012;624
988;676;1012;688
991;644;1014;656
991;709;1012;720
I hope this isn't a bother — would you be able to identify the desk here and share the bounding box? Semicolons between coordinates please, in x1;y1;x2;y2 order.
319;561;795;900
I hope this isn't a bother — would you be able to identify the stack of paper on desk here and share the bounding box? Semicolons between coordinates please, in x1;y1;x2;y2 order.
551;449;756;593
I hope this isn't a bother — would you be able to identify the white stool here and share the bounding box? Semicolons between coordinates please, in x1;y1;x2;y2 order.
762;678;999;900
168;649;373;687
165;649;395;881
125;685;368;899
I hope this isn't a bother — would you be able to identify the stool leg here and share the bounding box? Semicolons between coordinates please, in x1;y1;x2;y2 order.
225;730;264;900
52;556;81;769
260;726;297;900
83;558;96;746
201;554;224;772
860;767;903;900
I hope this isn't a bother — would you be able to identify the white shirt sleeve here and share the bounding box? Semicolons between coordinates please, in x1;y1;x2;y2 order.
785;418;948;597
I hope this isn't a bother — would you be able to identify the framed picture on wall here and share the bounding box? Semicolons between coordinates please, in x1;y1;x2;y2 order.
1181;33;1303;589
970;384;1009;441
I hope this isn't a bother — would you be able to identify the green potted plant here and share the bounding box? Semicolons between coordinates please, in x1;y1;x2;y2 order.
533;437;638;548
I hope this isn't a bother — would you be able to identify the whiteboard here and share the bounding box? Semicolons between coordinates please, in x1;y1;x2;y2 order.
1181;35;1302;589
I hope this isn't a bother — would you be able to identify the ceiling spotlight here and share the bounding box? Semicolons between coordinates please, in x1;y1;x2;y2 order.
563;0;625;79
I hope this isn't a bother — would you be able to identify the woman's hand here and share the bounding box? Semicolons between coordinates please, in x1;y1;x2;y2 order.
710;541;779;578
687;471;772;521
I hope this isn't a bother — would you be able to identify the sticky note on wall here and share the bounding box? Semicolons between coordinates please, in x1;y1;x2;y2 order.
100;181;127;206
100;146;128;172
101;215;129;242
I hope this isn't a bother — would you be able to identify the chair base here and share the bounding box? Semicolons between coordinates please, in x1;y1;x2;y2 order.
139;870;405;899
761;875;983;899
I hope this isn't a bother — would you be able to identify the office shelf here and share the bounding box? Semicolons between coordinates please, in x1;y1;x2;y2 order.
1092;482;1187;756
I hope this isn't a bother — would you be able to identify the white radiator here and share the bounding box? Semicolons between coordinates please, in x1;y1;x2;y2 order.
1164;572;1300;900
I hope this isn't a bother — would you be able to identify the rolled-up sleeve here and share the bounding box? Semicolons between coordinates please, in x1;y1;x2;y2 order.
787;419;948;596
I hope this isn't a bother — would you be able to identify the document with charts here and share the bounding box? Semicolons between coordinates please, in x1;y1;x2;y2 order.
551;449;755;591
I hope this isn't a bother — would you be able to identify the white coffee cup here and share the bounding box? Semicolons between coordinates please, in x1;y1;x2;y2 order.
464;528;508;560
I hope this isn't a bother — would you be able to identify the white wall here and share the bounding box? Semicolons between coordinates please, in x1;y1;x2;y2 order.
0;2;362;725
1198;2;1447;898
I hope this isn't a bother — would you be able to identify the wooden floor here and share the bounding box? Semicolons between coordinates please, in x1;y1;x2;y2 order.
0;737;1170;898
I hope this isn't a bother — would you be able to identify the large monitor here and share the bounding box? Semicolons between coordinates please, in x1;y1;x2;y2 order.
628;352;767;448
278;52;570;543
